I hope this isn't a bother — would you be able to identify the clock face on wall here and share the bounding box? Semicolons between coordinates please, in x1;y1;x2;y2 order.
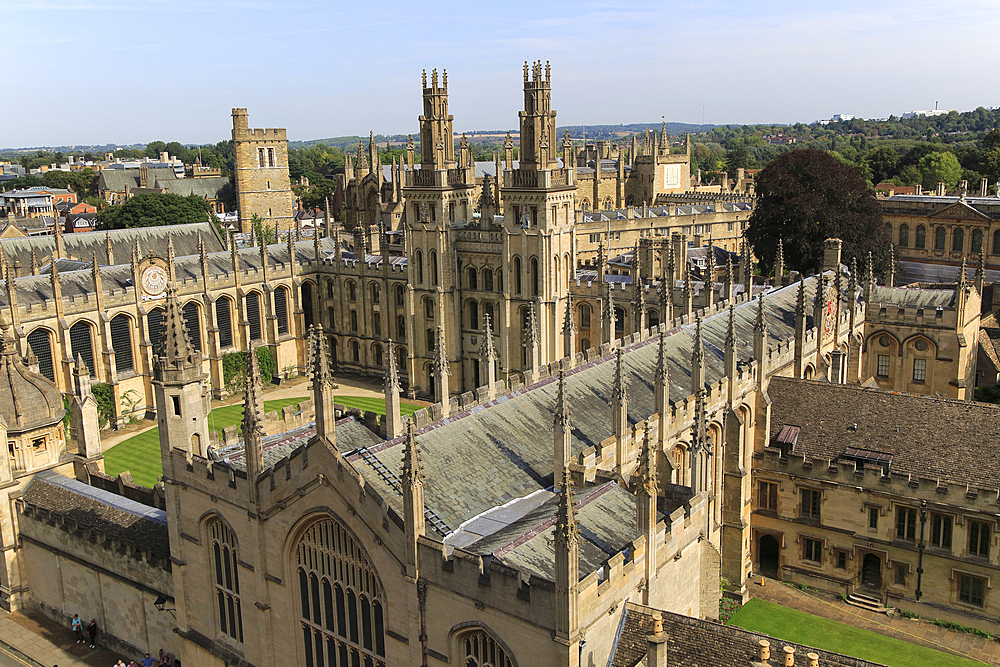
141;265;168;298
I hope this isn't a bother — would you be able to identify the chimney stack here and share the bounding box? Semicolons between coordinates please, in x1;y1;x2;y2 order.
783;646;795;666
758;639;770;662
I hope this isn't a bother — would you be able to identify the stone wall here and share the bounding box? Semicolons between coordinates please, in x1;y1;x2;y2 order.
17;506;176;658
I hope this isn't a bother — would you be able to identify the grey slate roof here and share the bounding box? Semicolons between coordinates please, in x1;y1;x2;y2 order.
21;471;169;555
221;416;384;472
869;285;955;309
98;168;176;193
767;377;1000;490
472;482;644;582
344;276;832;543
0;221;225;272
159;176;233;201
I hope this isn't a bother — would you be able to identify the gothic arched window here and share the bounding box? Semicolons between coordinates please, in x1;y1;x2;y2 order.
246;292;263;342
934;227;946;251
147;307;166;351
69;320;95;378
297;518;385;667
110;314;134;374
899;224;909;248
27;328;54;382
972;228;983;254
483;268;494;292
183;301;202;352
275;286;290;336
301;282;315;329
915;225;926;249
210;519;243;644
468;267;478;290
462;629;514;667
953;228;965;253
216;297;234;348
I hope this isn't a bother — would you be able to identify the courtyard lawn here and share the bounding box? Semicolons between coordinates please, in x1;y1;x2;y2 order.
103;396;421;487
726;599;986;667
335;395;422;416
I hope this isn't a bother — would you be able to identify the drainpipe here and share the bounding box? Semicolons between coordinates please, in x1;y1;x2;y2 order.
916;500;927;601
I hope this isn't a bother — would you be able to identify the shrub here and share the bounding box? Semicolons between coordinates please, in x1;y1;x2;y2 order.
92;383;116;429
719;596;742;623
256;346;276;382
899;610;920;619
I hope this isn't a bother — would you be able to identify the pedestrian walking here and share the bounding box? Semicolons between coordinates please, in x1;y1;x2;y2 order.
71;614;83;643
87;618;98;648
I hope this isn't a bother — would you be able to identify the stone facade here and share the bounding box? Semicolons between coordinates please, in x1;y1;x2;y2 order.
232;108;295;232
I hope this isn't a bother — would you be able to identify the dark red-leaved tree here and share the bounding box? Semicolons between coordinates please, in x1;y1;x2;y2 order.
746;148;888;276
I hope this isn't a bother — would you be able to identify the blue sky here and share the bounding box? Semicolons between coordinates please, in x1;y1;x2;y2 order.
5;0;1000;148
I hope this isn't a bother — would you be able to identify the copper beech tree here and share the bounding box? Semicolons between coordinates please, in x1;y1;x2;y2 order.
746;148;889;277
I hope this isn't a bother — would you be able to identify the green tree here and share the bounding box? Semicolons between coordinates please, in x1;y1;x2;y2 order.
745;148;888;276
250;213;277;245
918;151;961;190
95;193;213;230
865;147;899;184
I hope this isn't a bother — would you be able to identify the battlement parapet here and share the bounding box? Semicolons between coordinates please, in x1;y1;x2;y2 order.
755;448;1000;511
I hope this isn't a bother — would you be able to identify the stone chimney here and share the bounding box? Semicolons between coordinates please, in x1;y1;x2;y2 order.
783;646;795;666
758;639;770;662
936;181;945;196
822;238;842;273
645;612;668;667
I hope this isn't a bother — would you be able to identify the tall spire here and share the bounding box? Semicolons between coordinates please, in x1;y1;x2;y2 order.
433;326;450;414
562;295;577;364
553;370;572;485
553;467;579;640
613;346;629;475
775;239;784;281
153;285;198;381
402;419;425;576
724;250;735;302
888;243;896;287
479;314;497;398
682;267;693;317
525;302;541;378
384;340;403;438
637;421;658;505
241;346;265;491
977;250;986;294
794;277;807;378
753;293;768;387
654;330;670;446
602;280;616;346
692;313;705;395
725;303;738;403
166;235;176;283
310;324;337;446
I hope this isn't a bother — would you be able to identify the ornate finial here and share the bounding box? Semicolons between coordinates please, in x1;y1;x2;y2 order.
850;256;858;295
613;346;627;402
402;419;423;486
555;369;570;426
432;326;449;376
167;234;175;266
693;313;704;366
384;339;400;392
796;277;806;316
726;302;736;350
480;314;496;359
309;324;333;392
562;295;576;335
755;293;766;333
637;421;658;497
74;352;89;378
156;285;196;370
655;330;668;390
554;469;578;542
959;255;968;290
241;346;265;444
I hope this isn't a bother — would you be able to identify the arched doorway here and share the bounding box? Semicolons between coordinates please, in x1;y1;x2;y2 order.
758;534;779;579
861;553;882;589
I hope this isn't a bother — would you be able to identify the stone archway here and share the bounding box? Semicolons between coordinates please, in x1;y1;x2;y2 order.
861;553;882;589
758;534;779;579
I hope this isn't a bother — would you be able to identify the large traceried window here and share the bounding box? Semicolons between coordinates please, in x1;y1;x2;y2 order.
246;292;263;342
463;630;514;667
216;297;234;348
110;314;134;374
275;286;290;336
147;307;166;351
210;520;243;644
26;328;54;382
183;301;202;352
69;320;96;378
298;518;385;667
